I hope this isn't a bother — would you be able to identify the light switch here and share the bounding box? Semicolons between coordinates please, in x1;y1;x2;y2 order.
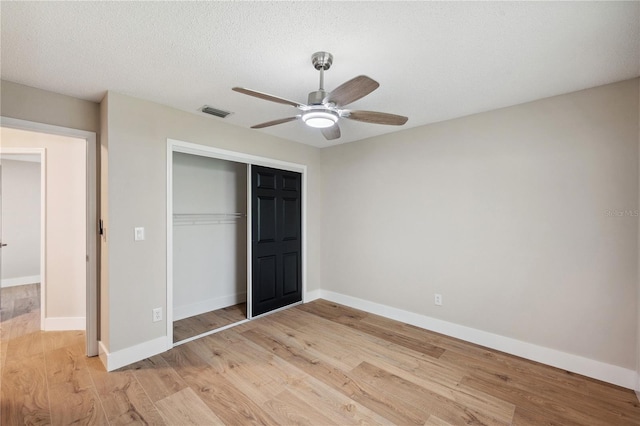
134;227;145;241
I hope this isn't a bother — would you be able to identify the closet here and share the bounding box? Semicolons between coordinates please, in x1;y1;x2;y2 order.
172;152;247;343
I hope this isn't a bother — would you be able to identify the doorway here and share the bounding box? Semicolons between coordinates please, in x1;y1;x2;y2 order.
166;139;307;346
0;118;98;357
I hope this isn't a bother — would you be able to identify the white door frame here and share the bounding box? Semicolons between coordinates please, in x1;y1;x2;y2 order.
1;117;98;357
166;138;307;347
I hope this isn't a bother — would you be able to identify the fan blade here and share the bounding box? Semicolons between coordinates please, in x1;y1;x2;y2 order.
321;124;341;140
232;87;305;108
324;75;379;107
251;116;298;129
345;110;408;126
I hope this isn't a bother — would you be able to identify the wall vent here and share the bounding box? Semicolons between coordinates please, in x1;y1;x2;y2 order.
200;105;232;118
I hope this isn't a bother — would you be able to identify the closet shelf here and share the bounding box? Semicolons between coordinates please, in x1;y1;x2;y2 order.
173;213;246;226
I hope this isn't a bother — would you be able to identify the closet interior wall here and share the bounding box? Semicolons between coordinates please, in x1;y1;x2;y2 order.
172;152;247;323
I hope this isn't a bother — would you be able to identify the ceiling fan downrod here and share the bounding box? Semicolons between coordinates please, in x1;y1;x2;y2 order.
309;51;333;105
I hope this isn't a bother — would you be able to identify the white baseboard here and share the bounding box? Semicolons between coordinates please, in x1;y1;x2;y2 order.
98;341;109;369
174;292;246;321
318;290;637;390
1;275;40;288
305;289;322;302
44;316;85;331
98;336;169;372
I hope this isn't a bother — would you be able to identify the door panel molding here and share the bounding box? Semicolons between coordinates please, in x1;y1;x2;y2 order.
251;165;302;317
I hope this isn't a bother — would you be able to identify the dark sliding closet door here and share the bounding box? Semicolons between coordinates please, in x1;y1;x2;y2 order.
251;165;302;316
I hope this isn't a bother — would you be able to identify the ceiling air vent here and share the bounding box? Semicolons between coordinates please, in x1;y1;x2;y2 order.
200;105;232;118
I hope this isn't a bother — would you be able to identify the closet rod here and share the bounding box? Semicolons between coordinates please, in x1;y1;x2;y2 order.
173;213;246;226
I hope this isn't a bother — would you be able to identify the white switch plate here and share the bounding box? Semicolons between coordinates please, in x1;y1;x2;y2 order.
134;227;145;241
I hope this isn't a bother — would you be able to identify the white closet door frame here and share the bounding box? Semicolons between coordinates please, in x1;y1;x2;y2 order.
166;139;307;347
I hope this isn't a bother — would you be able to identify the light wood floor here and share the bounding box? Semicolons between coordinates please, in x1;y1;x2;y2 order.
2;285;639;425
173;303;247;343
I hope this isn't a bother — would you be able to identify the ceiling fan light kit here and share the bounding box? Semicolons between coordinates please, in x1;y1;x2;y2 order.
302;110;338;128
232;51;408;140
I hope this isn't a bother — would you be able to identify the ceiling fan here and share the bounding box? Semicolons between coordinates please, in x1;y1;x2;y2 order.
232;51;408;140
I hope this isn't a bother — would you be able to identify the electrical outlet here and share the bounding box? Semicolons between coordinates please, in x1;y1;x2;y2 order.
134;227;145;241
152;307;162;322
434;293;443;306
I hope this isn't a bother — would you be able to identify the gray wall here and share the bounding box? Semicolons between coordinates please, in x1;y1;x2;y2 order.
1;80;100;133
321;78;639;370
102;91;322;352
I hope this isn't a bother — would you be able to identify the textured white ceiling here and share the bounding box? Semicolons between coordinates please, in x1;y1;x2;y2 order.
1;1;639;147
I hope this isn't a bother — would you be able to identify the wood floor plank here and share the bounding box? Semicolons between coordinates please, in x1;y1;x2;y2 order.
0;294;14;310
426;415;455;425
461;375;617;426
9;311;41;339
1;284;39;302
282;372;392;426
351;361;510;425
359;307;500;356
223;326;392;425
155;387;225;425
162;344;279;425
264;389;339;425
45;343;108;425
127;354;189;403
279;309;463;383
186;334;297;417
221;328;390;425
173;302;247;343
439;335;638;408
0;307;12;376
298;299;369;321
48;382;107;426
242;326;427;425
274;307;453;370
252;317;362;370
334;314;446;358
191;329;307;389
511;406;571;426
13;296;40;317
217;303;247;322
363;355;515;423
442;348;640;422
5;330;43;362
467;369;639;425
193;329;385;426
1;353;51;426
86;356;165;425
42;330;85;353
